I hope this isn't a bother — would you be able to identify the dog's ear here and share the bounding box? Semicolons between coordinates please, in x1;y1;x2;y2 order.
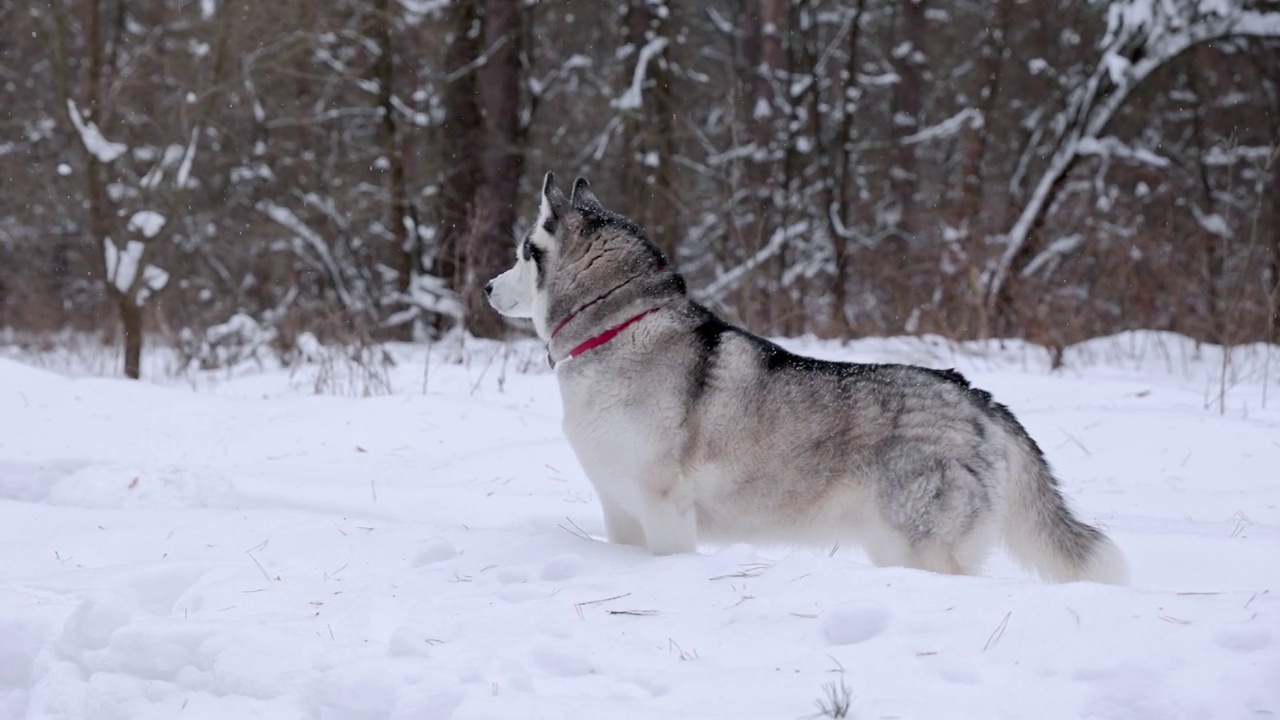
539;172;570;227
570;176;603;212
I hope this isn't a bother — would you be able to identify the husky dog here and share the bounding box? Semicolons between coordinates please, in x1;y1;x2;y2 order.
486;173;1128;584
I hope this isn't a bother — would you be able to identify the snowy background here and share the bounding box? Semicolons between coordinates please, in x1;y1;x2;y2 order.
1;332;1277;719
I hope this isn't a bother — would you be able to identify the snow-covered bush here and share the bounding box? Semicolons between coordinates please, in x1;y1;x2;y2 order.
178;313;279;371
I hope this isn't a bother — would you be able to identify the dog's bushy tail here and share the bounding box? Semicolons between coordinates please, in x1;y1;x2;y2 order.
996;412;1129;585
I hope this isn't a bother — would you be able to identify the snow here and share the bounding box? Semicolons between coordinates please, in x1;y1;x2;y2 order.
1103;51;1132;83
104;239;168;300
176;129;199;189
103;237;169;302
0;332;1278;719
752;96;771;120
395;0;448;18
137;266;170;305
1193;205;1232;239
229;164;276;184
858;71;901;87
128;211;166;239
181;313;280;370
65;100;127;164
140;144;187;190
103;240;145;294
1232;9;1280;38
205;313;268;346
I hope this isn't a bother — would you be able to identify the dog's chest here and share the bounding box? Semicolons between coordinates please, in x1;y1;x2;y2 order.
556;370;679;486
560;378;664;449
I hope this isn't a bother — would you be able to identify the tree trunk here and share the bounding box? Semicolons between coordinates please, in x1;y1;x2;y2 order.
738;0;783;331
890;0;926;245
434;0;483;334
1271;126;1280;343
82;0;133;370
764;0;789;330
83;0;111;290
373;0;417;341
953;2;1006;233
121;299;142;380
620;0;677;257
464;0;525;339
952;0;1007;335
825;0;865;337
1271;68;1280;342
734;0;760;329
1272;176;1280;341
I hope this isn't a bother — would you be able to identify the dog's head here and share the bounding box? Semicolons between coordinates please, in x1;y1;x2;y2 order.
486;172;683;345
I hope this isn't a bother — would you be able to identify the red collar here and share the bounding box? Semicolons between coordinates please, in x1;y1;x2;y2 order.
566;307;662;359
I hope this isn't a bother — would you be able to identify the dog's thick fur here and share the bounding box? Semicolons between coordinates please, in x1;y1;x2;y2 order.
486;173;1128;584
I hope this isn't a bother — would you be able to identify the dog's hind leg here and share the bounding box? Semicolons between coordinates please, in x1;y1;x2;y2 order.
907;542;969;576
906;521;999;576
947;516;999;576
859;518;914;569
862;518;977;576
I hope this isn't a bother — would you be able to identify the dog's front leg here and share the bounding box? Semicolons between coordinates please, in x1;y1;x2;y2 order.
639;495;698;555
600;497;646;547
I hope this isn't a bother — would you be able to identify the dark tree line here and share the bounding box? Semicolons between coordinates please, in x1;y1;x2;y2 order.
1;0;1277;377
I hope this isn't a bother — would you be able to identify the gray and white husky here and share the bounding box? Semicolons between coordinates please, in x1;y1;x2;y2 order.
486;172;1128;584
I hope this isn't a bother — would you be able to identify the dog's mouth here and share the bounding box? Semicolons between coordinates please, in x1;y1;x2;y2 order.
485;294;512;313
550;266;664;339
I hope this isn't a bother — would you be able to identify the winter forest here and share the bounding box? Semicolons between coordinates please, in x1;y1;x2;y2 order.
4;3;1280;717
1;0;1279;377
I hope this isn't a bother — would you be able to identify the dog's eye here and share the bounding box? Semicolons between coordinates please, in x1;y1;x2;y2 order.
523;240;544;266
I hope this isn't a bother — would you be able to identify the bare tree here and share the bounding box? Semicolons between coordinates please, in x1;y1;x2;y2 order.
45;0;232;378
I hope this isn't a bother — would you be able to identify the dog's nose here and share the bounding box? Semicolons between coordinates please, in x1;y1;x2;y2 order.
483;281;493;297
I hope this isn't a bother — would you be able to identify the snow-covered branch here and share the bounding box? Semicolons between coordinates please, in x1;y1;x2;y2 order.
388;274;464;328
899;108;984;145
258;201;359;312
1020;234;1084;279
1075;136;1169;168
1191;204;1232;240
66;99;127;163
176;128;199;188
613;38;669;111
694;221;809;302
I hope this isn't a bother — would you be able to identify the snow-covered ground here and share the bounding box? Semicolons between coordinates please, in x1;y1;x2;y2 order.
1;332;1277;719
